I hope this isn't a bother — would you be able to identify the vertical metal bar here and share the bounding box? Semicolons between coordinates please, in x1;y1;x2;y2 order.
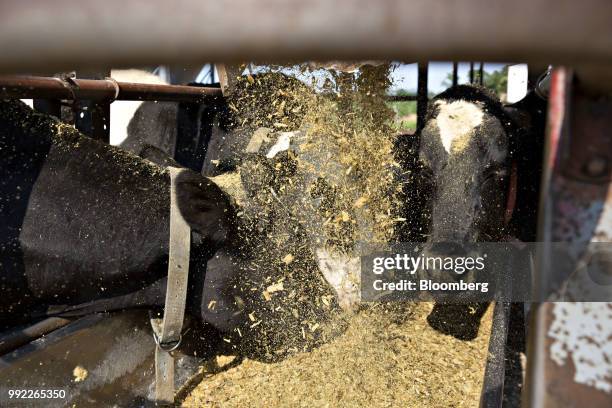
452;62;458;87
479;302;511;408
469;62;475;84
73;70;111;143
479;62;485;85
416;62;429;131
523;67;612;407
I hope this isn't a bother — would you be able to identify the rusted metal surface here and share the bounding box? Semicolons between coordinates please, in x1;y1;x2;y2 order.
0;75;222;102
524;67;612;407
562;96;612;183
1;0;611;75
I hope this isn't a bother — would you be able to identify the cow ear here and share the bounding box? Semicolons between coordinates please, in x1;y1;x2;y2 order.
174;170;236;248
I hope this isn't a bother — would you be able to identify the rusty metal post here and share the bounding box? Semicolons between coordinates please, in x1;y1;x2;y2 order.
416;63;429;131
523;67;612;407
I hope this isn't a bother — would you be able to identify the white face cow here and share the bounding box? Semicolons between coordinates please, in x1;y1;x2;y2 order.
419;86;513;257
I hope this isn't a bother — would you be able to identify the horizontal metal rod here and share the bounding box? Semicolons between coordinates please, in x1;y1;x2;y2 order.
0;0;611;76
1;75;419;105
0;317;72;355
0;76;222;102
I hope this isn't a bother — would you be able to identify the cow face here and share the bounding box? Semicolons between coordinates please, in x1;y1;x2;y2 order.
419;98;510;257
175;170;238;249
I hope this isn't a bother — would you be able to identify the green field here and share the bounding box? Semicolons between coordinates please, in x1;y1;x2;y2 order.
387;100;417;132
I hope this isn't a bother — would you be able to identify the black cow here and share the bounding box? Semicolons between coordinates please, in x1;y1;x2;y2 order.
414;85;546;339
417;85;545;253
0;99;242;337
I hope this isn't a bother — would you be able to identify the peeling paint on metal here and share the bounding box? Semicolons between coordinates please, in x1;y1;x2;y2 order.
549;302;612;393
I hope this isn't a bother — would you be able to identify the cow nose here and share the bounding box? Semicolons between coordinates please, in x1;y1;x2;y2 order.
428;242;468;257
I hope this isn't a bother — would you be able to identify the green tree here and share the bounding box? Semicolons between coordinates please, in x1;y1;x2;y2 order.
484;66;508;96
394;88;414;96
441;66;508;96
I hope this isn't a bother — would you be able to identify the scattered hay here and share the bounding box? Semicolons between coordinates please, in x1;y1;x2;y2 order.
226;64;401;253
189;64;493;407
72;365;88;383
182;302;493;408
208;64;404;359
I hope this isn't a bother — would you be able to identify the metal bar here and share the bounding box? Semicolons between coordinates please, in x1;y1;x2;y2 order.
0;76;222;102
479;302;510;408
416;63;429;131
452;62;459;87
0;317;71;355
0;0;611;75
469;62;475;84
479;62;484;86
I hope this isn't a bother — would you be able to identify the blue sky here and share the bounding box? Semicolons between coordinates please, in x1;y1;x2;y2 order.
205;62;508;95
390;62;507;94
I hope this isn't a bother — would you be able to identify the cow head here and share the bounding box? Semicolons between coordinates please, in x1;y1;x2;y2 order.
419;86;514;257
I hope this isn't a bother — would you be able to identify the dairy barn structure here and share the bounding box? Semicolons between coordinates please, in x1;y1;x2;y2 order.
0;0;611;407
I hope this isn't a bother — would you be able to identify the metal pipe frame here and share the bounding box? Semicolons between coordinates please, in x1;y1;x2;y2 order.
0;0;611;75
0;75;222;103
1;75;418;104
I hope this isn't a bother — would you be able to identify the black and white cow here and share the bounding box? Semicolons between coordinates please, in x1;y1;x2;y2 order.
414;85;546;339
0;99;242;336
418;84;545;253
